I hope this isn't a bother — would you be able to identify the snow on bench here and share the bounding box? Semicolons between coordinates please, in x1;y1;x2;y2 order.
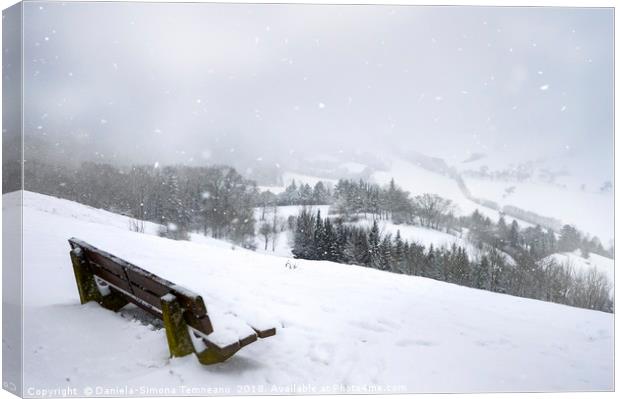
67;237;276;365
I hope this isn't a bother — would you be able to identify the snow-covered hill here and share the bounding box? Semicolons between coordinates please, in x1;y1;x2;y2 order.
274;153;611;245
544;251;615;284
7;191;613;393
464;177;613;243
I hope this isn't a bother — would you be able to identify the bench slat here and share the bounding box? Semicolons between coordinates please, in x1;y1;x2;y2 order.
85;251;129;279
90;266;133;293
125;268;208;317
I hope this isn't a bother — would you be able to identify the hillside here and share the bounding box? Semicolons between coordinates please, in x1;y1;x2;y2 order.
464;177;613;243
5;191;614;392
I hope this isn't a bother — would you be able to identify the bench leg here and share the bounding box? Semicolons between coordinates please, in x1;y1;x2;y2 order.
70;249;129;311
161;295;195;358
70;249;103;304
195;347;236;365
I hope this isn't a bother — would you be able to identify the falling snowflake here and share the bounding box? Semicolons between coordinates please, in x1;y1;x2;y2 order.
540;84;550;91
318;102;325;109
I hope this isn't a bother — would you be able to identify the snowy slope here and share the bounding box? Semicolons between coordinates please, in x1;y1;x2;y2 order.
7;191;614;393
347;218;476;255
465;177;613;243
544;251;615;284
372;158;521;226
372;156;613;245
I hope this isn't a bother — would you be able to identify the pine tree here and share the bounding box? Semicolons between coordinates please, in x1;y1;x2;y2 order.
424;244;436;278
323;218;339;261
558;224;581;252
314;210;326;259
312;181;330;205
368;220;381;268
509;220;520;248
393;230;404;273
353;229;370;266
379;235;393;271
292;209;315;259
472;255;490;289
160;168;190;240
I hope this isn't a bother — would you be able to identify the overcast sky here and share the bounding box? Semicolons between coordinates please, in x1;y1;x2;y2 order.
22;2;613;181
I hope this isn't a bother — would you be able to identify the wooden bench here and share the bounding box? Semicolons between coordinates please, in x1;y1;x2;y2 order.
68;238;275;365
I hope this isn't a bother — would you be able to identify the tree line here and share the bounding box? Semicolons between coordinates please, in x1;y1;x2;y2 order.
24;160;258;247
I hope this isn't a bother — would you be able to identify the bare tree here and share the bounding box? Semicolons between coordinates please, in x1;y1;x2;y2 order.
413;193;454;229
259;222;273;251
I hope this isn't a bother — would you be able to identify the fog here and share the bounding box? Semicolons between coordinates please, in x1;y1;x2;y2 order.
21;2;613;182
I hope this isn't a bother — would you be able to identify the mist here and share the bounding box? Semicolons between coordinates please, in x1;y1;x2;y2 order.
22;2;613;182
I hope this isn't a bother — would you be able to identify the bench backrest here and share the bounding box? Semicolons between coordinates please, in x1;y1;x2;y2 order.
68;238;214;335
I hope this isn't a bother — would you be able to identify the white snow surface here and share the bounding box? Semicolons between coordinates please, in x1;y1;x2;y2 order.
544;251;615;284
465;177;613;243
372;158;514;227
7;191;614;393
346;218;476;255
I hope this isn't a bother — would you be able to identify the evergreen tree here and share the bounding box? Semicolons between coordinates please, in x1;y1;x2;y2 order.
379;235;393;271
314;210;326;259
508;220;520;248
292;209;315;259
159;168;190;240
392;230;405;273
558;224;581;252
472;255;490;289
312;181;330;204
368;220;381;268
353;229;370;266
300;183;313;206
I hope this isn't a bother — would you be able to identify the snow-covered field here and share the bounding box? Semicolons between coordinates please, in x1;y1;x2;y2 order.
465;177;613;243
346;218;476;255
544;251;615;284
372;158;515;226
5;191;614;394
